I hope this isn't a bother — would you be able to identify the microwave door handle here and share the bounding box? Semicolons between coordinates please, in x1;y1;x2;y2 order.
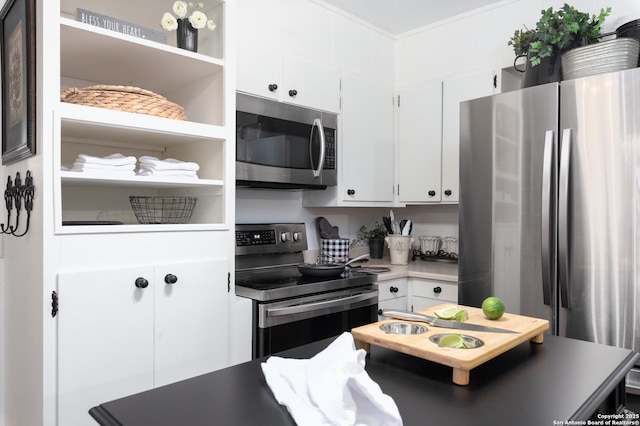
310;118;326;178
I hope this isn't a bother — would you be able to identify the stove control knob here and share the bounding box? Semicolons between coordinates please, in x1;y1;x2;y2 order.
280;232;291;242
292;231;301;241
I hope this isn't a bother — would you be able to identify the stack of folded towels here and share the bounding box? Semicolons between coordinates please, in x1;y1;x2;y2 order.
137;156;200;179
69;153;136;176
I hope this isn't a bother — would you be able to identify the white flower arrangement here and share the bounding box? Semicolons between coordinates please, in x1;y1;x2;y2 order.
161;1;216;31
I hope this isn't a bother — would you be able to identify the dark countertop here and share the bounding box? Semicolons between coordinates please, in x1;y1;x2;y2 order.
90;334;639;426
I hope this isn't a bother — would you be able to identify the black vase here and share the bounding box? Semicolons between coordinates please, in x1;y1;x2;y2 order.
177;18;198;52
368;239;385;259
518;51;563;88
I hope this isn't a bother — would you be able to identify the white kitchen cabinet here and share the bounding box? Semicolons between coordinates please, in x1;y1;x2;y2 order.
57;259;228;426
397;70;494;204
377;278;408;320
4;1;237;425
237;43;341;113
397;81;443;203
409;278;458;311
303;74;395;207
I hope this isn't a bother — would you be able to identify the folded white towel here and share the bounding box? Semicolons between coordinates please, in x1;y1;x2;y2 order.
138;156;200;171
68;169;136;177
72;162;136;171
261;332;403;426
136;169;198;178
77;153;137;166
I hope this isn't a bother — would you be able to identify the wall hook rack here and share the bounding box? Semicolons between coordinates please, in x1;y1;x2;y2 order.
1;170;35;237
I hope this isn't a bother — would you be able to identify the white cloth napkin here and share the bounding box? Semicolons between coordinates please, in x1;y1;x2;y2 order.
138;156;200;171
76;153;137;166
261;332;403;426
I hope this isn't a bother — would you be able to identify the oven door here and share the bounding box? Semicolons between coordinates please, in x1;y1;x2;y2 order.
253;286;378;358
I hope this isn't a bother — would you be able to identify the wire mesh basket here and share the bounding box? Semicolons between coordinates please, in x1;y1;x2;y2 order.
129;196;197;224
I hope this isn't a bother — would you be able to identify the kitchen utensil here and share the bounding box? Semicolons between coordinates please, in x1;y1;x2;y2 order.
297;253;370;278
382;216;393;234
401;219;412;235
381;309;518;333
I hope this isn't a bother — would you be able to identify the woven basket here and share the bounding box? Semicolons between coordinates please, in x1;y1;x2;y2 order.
60;85;188;120
129;196;197;224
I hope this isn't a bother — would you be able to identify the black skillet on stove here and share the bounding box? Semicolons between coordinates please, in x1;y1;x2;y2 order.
297;254;370;278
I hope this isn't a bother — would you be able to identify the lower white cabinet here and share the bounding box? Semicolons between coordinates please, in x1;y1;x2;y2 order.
409;278;458;311
377;278;408;320
57;259;229;426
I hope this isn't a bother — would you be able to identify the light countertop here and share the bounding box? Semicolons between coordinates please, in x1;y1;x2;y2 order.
362;258;458;283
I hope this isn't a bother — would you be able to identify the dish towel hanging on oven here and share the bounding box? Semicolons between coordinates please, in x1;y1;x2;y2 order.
261;332;403;426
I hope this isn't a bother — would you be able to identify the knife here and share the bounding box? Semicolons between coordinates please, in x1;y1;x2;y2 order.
381;309;519;334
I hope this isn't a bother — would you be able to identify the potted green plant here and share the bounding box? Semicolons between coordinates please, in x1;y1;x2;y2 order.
509;4;611;87
351;222;388;259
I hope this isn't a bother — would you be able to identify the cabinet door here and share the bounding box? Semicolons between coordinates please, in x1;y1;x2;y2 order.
58;266;155;426
237;43;282;101
397;82;443;203
341;75;394;202
441;70;495;203
283;56;340;113
154;259;229;387
410;279;458;311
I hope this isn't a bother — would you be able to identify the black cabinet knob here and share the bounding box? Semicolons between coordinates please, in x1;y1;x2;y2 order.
433;286;442;294
444;189;452;196
378;309;383;316
135;277;149;289
164;274;178;284
428;190;436;197
268;83;278;92
390;286;399;294
347;189;355;196
288;89;298;97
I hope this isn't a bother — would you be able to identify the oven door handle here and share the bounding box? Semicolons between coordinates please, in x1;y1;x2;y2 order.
266;291;377;317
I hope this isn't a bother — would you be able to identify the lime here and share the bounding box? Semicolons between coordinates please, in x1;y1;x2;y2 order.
482;296;506;320
455;309;469;323
438;334;465;348
434;306;458;320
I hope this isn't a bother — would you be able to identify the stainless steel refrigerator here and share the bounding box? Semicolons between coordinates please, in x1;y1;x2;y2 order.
458;67;640;392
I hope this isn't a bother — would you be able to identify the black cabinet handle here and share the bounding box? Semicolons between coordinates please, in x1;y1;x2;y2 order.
135;277;149;289
433;286;442;294
428;190;436;197
444;190;452;196
268;83;278;92
390;286;398;294
347;189;355;196
164;274;178;285
288;89;298;97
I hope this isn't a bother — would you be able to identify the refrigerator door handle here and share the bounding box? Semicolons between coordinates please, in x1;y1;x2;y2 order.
541;130;554;306
558;128;571;309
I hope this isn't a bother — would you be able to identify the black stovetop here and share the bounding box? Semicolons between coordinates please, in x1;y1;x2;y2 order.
235;265;374;302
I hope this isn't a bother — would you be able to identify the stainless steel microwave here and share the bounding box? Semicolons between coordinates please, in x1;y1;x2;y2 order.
236;93;338;190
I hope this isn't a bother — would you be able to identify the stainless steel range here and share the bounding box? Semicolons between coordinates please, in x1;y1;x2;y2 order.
235;223;378;358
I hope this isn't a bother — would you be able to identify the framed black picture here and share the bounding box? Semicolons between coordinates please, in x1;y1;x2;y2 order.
0;0;35;165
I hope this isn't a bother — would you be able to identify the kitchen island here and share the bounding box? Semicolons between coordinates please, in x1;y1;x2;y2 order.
89;334;639;426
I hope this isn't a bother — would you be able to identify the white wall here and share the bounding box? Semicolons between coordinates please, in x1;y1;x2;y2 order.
395;0;640;86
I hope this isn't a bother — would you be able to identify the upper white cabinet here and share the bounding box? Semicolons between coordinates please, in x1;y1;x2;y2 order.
397;69;495;204
303;74;395;206
397;81;443;203
237;43;341;113
56;0;232;234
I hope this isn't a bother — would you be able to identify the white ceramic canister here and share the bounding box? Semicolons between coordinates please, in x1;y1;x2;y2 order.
385;235;415;265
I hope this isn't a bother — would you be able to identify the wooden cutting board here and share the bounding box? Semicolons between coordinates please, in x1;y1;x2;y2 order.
351;304;549;385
